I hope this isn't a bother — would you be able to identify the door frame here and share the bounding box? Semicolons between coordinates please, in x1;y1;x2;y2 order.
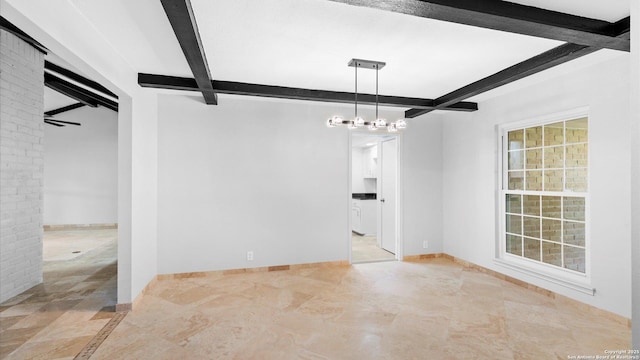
348;132;403;264
378;137;399;256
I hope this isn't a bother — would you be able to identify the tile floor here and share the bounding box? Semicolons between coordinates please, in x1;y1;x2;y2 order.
0;228;117;359
351;233;396;263
0;229;631;359
93;258;629;359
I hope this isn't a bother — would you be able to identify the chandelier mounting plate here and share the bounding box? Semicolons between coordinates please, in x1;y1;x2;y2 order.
348;58;385;70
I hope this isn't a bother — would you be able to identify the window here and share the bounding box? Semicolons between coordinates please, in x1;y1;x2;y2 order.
501;115;588;275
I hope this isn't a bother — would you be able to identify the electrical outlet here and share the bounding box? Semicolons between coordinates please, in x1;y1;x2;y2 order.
423;241;429;249
247;251;254;261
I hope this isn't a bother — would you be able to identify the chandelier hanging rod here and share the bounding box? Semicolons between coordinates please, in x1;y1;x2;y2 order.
327;58;406;132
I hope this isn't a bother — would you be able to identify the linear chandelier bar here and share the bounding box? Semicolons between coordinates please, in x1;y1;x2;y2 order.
327;58;406;133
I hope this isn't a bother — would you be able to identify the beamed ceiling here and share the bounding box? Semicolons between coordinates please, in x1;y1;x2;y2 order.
4;0;633;118
142;0;631;117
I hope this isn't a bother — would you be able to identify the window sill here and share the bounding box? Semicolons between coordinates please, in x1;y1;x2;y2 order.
493;258;595;296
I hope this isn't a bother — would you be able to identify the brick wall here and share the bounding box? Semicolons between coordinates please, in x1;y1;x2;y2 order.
0;30;45;303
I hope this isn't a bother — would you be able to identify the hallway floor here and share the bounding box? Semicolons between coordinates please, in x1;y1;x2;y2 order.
0;228;117;359
351;233;395;263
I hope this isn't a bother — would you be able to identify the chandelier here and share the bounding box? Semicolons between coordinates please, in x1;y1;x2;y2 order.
327;59;407;132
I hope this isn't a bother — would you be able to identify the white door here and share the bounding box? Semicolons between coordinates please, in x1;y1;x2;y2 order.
380;138;397;254
351;206;361;233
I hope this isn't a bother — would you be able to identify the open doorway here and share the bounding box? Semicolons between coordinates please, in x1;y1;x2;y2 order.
350;133;399;263
42;53;119;310
0;46;121;356
0;13;131;358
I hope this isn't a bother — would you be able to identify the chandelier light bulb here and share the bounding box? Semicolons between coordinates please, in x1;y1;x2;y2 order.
326;118;336;128
395;119;407;129
354;116;365;127
327;115;342;128
368;123;378;131
387;123;398;133
374;118;387;128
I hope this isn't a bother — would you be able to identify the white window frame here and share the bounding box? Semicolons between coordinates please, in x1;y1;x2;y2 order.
495;107;594;295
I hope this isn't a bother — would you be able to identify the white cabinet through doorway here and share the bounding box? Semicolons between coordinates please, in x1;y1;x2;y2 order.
352;199;376;235
363;145;377;179
352;203;362;233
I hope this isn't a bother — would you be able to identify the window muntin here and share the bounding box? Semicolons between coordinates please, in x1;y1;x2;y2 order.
502;117;588;274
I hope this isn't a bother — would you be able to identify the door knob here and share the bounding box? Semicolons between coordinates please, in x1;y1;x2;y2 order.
380;198;385;203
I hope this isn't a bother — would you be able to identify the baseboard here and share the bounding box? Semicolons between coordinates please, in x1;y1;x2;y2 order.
44;223;118;231
403;252;631;328
402;253;445;261
156;260;350;281
115;303;131;312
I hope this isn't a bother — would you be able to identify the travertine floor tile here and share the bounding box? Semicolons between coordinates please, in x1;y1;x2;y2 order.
1;229;631;359
93;258;629;359
0;229;117;359
352;233;395;263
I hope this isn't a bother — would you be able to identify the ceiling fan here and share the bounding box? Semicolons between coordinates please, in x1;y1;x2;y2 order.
43;116;81;127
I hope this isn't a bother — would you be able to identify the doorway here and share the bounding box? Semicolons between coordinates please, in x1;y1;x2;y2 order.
41;53;119;310
350;133;400;263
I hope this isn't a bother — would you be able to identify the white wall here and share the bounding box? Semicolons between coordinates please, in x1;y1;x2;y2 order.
351;147;366;193
442;54;632;317
157;95;442;274
402;116;444;255
157;95;350;274
44;106;118;225
630;0;640;347
129;90;158;301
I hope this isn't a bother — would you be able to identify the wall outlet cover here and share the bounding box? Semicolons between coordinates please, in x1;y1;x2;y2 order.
247;251;254;261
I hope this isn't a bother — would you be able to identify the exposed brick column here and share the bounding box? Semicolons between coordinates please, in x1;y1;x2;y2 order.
0;29;45;303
